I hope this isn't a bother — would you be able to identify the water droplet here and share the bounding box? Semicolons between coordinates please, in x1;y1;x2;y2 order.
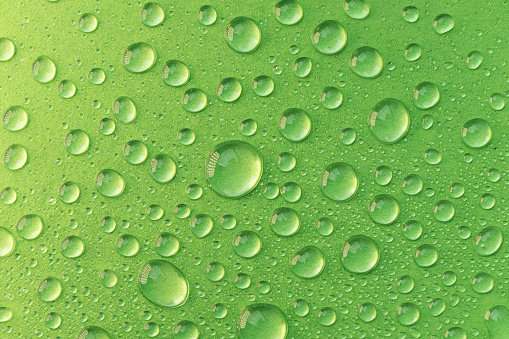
281;182;301;202
99;118;115;135
320;162;358;201
293;57;312;77
237;304;288;339
88;68;106;84
413;81;440;109
32;56;56;83
397;303;420;326
369;194;400;225
141;2;165;27
442;271;457;286
340;128;356;145
274;0;303;25
100;269;118;288
402;6;419;22
414;244;438;267
293;299;309;317
317;307;336;326
263;182;279;200
150;154;176;183
58;181;80;203
368;98;410;144
291;246;325;279
225;17;261;53
429;298;446;316
461;118;492;148
270;207;300;236
433;200;455;222
279;108;311;142
217;77;242;102
178;128;195;144
190;214;213;238
403;220;422;241
341;235;380;273
475;226;503;256
17;214;43;240
422;114;433;129
163;60;190;87
220;214;236;230
485;305;509;338
205;141;263;198
186;184;203;200
489;93;505;110
78;13;98;32
4;144;27;170
100;216;116;233
205;262;225;282
198;5;217;26
122;42;157;73
113;96;137;123
38;277;62;302
0;228;15;257
445;327;467;339
359;302;377;322
3;106;28;131
240;119;257;136
234;273;251;289
116;234;140;257
424;148;442;164
212;303;228;319
433;14;454;34
77;326;111;339
311;20;347;55
123;140;148;165
252;75;274;96
182;88;208;112
317;217;334;236
404;43;422;61
277;152;296;172
45;312;61;329
487;168;501;182
480;193;496;210
350;46;383;78
374;165;392;186
61;235;85;258
0;38;15;61
64;129;89;155
233;230;262;258
155;233;179;257
57;80;76;98
401;174;423;195
344;0;369;19
471;272;494;294
95;169;125;197
320;87;343;109
0;187;16;204
466;51;483;69
397;275;415;293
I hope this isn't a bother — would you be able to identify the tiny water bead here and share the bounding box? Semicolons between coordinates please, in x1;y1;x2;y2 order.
182;88;208;112
95;169;125;197
141;2;165;27
290;246;325;279
369;194;400;225
413;81;440;109
341;235;380;274
433;14;454;34
174;321;200;339
0;228;15;257
123;140;148;165
403;220;423;241
424;148;442;165
237;304;288;339
113;96;137;123
217;77;242;102
349;46;383;78
57;80;76;98
359;303;377;322
45;312;62;329
206;262;225;281
155;233;180;257
162;60;190;87
138;260;189;308
58;181;80;203
317;307;337;326
252;75;274;96
77;327;110;339
293;57;312;77
3;106;28;131
279;108;311;142
374;165;392;186
116;234;140;257
414;244;438;267
340;128;356;145
404;43;422;61
401;174;423;195
433;200;455;222
368;98;409;144
270;207;300;236
178;128;196;145
100;269;118;288
4;144;27;170
277;152;296;172
466;51;483;69
471;272;494;294
489;93;505;110
311;20;347;55
474;226;503;256
293;299;309;317
190;214;213;238
240;119;257;136
0;38;15;61
460;118;492;148
0;187;16;204
205;141;263;198
17;214;43;240
397;303;420;326
485;305;509;338
344;0;369;19
402;6;419;22
88;68;106;84
32;56;56;83
225;17;261;53
320;162;358;201
150;154;176;183
233;231;262;258
38;277;62;302
273;0;303;25
78;13;98;32
397;275;415;294
320;86;343;109
198;5;217;26
122;42;157;73
61;236;85;258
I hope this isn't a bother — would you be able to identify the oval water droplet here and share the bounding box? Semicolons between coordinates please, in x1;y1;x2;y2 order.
475;226;503;256
433;14;454;34
341;235;380;273
0;228;15;257
368;98;409;144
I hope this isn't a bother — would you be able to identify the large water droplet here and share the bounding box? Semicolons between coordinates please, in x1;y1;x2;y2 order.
182;88;208;112
350;46;383;78
77;326;111;339
0;38;15;61
95;169;125;197
141;2;165;27
150;154;176;183
122;42;157;73
290;246;325;279
279;108;311;142
217;77;242;102
397;303;420;326
485;305;509;338
274;0;303;25
163;60;190;87
58;181;80;203
475;226;503;256
311;20;347;55
38;277;62;302
198;5;217;26
233;230;262;258
270;207;300;236
0;227;15;257
113;96;137;123
368;98;409;143
344;0;370;19
320;162;358;201
78;13;98;32
414;244;438;267
17;214;43;240
413;81;440;109
341;235;380;273
64;129;90;155
461;118;492;148
61;235;85;258
433;14;454;34
3;106;28;131
32;56;56;83
369;194;400;224
3;144;27;170
237;304;288;339
225;17;261;53
123;140;148;165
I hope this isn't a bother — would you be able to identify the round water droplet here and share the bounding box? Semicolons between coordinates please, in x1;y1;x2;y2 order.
487;168;501;182
445;327;467;339
95;169;125;197
100;269;118;288
461;118;492;148
320;162;358;201
320;87;343;109
212;303;227;319
0;228;14;257
147;204;164;220
177;128;195;145
442;271;457;286
206;262;225;282
279;108;311;142
293;299;309;317
350;46;383;78
141;2;165;27
155;233;179;257
113;96;137;123
205;141;263;198
77;326;111;339
403;220;422;241
290;246;325;279
263;182;279;200
233;230;262;258
414;244;438;267
217;77;242;102
368;98;410;144
489;93;505;110
100;216;116;233
173;320;199;339
429;298;446;317
433;14;454;34
317;307;336;326
374;165;392;186
433;200;455;222
198;5;217;26
220;214;236;230
402;6;419;22
270;207;300;236
0;187;16;204
150;154;176;183
45;312;61;329
475;226;503;256
123;140;148;165
344;0;370;19
3;144;27;170
17;214;43;240
413;81;440;109
88;68;106;84
424;148;442;164
252;75;274;96
293;57;312;77
116;234;139;257
78;13;98;32
311;20;347;55
237;304;287;339
99;118;115;135
341;235;380;273
397;303;420;326
485;305;509;338
38;277;62;302
317;217;334;236
225;17;261;53
122;42;157;73
480;193;496;210
277;152;296;172
397;275;415;293
3;106;28;131
58;181;80;203
274;0;303;25
281;181;301;202
234;273;251;289
240;119;257;136
64;129;89;155
466;51;483;69
471;272;494;294
32;56;56;83
340;128;356;145
0;38;15;61
404;43;422;61
57;80;76;98
182;88;207;112
163;60;190;87
369;194;400;225
139;260;189;308
190;214;213;238
61;235;85;258
401;174;423;195
359;302;377;322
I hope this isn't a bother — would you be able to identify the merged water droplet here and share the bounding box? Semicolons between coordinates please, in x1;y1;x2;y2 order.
369;194;400;225
150;154;176;183
237;304;288;339
270;207;300;236
350;46;383;78
141;2;165;27
413;81;440;109
433;14;454;34
311;20;347;55
341;235;380;273
78;13;98;32
274;0;303;25
122;42;157;73
368;98;409;144
225;17;261;53
233;230;262;258
461;118;492;148
32;56;56;83
95;169;125;197
217;77;242;102
113;96;137;123
162;60;190;87
0;38;15;61
3;106;28;131
290;246;325;279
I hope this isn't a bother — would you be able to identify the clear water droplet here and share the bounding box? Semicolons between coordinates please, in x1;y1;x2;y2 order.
225;17;261;53
461;118;492;148
32;56;56;83
237;304;288;339
162;60;190;87
350;46;383;78
311;20;347;55
122;42;157;73
341;235;380;273
368;98;409;143
95;169;125;197
3;106;28;131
